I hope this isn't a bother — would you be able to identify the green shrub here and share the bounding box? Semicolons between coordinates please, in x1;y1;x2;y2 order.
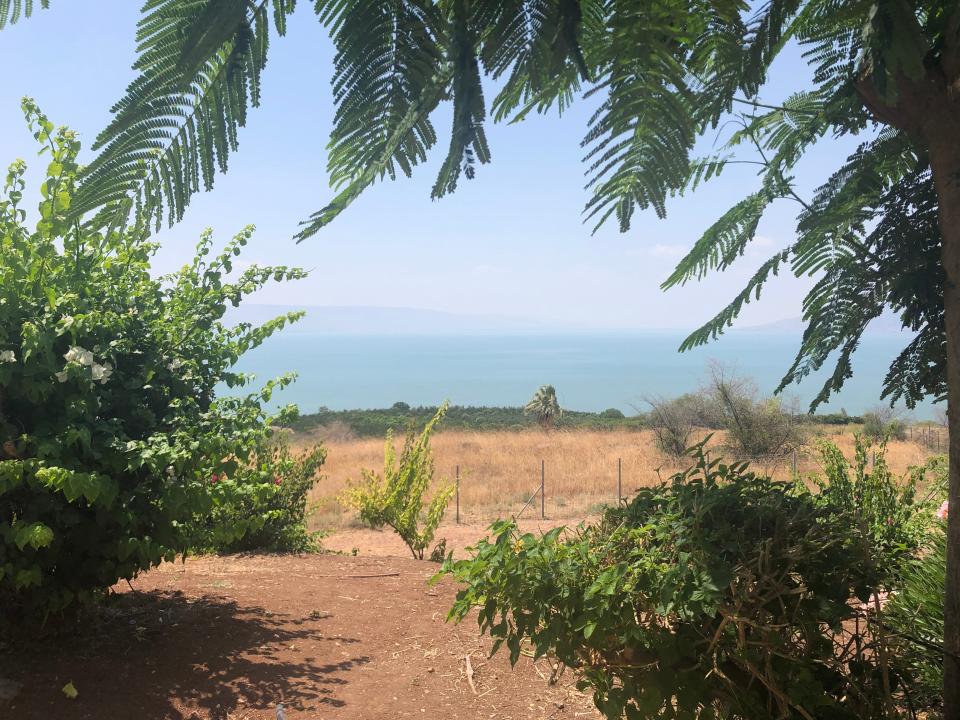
0;102;305;628
885;457;947;715
886;528;947;715
811;436;933;580
195;436;326;553
441;446;903;720
600;408;625;419
341;403;454;559
702;365;805;461
809;411;864;426
645;393;702;457
861;407;908;442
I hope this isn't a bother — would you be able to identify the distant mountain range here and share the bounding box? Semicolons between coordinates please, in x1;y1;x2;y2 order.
230;305;561;335
230;305;912;336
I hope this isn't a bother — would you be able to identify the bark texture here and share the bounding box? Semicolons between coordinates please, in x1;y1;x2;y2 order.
854;5;960;714
930;122;960;720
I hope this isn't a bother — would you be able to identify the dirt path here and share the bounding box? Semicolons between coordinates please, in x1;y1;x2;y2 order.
320;518;588;558
4;554;597;720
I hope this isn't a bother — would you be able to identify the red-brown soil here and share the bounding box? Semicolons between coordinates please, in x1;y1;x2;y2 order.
4;553;597;720
320;518;585;558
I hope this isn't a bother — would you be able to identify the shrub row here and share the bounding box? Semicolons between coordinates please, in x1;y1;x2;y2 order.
441;439;945;719
291;401;862;439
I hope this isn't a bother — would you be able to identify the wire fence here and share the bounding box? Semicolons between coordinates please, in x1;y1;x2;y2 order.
440;425;945;523
450;457;628;523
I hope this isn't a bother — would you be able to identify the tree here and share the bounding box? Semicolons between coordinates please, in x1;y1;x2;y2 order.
644;393;700;458
0;101;307;626
5;0;960;712
862;404;909;442
341;403;454;559
524;384;562;430
703;364;805;464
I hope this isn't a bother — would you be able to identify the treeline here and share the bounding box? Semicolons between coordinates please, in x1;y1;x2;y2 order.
289;401;862;437
290;403;645;435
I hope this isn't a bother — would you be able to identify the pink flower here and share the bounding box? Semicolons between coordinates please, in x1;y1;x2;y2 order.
273;476;282;486
210;473;219;484
936;500;949;521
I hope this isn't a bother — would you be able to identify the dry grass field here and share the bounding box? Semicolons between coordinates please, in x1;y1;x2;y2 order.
295;426;941;532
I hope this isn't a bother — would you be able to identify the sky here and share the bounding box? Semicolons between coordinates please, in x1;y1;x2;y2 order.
0;2;869;331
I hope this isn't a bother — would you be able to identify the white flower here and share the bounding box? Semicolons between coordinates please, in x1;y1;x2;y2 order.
91;362;113;384
0;350;15;363
64;346;94;366
54;369;69;383
168;358;184;371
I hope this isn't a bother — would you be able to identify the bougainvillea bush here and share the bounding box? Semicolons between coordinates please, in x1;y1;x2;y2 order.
194;436;327;554
0;101;309;629
441;444;936;720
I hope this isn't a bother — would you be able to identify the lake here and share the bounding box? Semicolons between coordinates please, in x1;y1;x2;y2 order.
232;331;938;419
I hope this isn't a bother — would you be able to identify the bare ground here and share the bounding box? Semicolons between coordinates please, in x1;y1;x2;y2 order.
4;553;597;720
320;518;588;558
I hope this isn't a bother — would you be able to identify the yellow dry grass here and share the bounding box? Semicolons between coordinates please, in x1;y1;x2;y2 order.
295;426;939;531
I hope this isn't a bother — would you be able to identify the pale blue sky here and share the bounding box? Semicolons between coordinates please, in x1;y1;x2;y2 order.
0;3;867;330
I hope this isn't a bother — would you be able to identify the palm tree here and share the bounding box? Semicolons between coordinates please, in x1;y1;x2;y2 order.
524;385;561;430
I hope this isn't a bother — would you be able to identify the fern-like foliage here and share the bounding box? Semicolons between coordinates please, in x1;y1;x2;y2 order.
0;0;48;29
480;0;601;122
44;0;948;410
673;96;936;409
432;0;490;198
580;2;703;231
654;0;949;410
783;161;944;408
312;0;445;216
298;0;594;239
72;0;296;233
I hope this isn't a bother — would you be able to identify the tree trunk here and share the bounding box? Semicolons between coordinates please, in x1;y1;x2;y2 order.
929;125;960;720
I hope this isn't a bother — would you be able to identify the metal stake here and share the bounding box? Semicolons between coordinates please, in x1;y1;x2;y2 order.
455;464;460;524
540;459;545;520
617;457;622;504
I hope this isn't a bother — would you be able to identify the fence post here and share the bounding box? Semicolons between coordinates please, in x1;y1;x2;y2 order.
540;459;545;520
617;457;622;505
455;464;460;524
792;449;797;476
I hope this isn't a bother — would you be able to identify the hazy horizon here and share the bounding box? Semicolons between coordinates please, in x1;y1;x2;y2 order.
231;303;911;337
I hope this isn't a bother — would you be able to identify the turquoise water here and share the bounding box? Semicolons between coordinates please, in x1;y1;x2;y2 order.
232;332;938;418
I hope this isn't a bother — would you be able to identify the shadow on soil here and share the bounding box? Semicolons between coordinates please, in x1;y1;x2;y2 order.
4;590;368;719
